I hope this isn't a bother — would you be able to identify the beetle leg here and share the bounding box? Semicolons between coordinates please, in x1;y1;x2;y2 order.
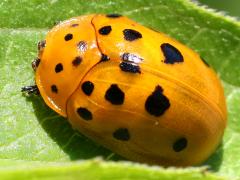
38;40;46;51
32;58;40;71
21;85;39;95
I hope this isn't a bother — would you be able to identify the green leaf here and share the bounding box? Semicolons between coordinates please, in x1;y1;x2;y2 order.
0;0;239;179
198;0;240;18
0;159;224;180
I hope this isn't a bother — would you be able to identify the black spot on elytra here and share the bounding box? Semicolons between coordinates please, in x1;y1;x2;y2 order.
106;14;122;18
200;56;210;67
71;23;79;27
72;56;82;66
55;63;63;73
51;85;58;93
161;43;183;64
120;62;141;73
105;84;124;105
64;33;73;41
145;85;170;116
77;107;92;120
81;81;94;96
113;128;130;141
99;26;112;35
121;53;143;63
173;138;188;152
123;29;142;41
101;54;110;62
77;41;87;51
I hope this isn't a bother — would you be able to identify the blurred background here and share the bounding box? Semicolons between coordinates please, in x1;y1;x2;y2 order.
197;0;240;18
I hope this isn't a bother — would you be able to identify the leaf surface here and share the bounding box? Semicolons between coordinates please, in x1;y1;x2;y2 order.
0;0;239;179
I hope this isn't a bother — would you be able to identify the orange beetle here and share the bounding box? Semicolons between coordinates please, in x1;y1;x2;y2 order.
22;14;227;166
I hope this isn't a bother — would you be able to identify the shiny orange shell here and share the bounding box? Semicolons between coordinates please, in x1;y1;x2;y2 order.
35;14;227;166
